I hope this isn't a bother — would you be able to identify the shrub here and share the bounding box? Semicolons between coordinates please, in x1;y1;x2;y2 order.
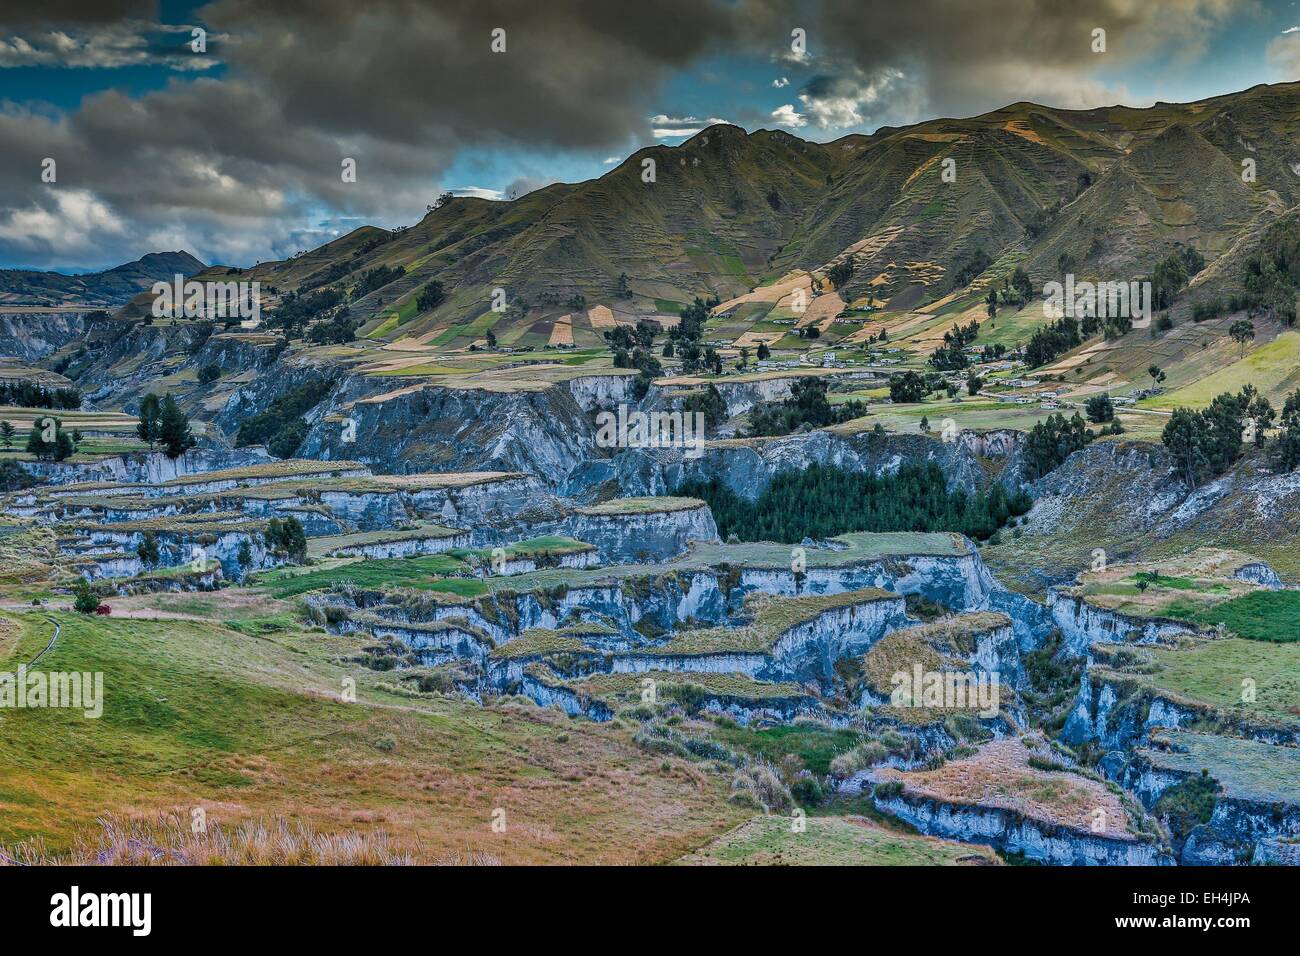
730;762;792;812
72;580;100;614
790;775;825;807
136;531;160;566
1154;770;1219;842
873;780;905;800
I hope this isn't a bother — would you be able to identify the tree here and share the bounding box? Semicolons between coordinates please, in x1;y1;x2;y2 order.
985;287;998;319
888;371;928;403
746;377;865;437
1011;267;1033;307
1272;389;1300;473
827;259;854;290
704;347;722;375
26;417;73;462
756;342;771;361
674;462;1032;544
1148;364;1166;387
1149;251;1189;311
198;363;222;384
265;517;307;562
1163;407;1209;490
1200;391;1246;476
1085;394;1115;423
952;249;992;289
415;281;445;313
1240;384;1273;448
683;384;727;429
1161;388;1256;487
0;420;13;449
485;329;497;349
157;394;196;460
679;342;703;373
1025;316;1082;367
137;393;162;449
919;415;930;433
1022;413;1092;480
72;580;100;614
1229;319;1256;358
137;531;160;566
966;372;984;396
0;459;36;492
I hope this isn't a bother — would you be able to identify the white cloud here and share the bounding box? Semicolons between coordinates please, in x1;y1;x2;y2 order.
1284;26;1300;34
0;21;218;71
603;156;621;164
649;114;730;138
772;76;789;88
769;104;807;128
1267;31;1300;77
451;186;505;201
797;68;906;130
0;189;125;259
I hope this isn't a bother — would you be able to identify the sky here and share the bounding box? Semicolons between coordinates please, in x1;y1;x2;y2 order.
3;0;1300;272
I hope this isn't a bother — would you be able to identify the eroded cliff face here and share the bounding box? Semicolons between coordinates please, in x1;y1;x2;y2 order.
320;542;1050;702
650;374;815;419
20;447;273;485
1065;672;1299;752
770;596;910;679
562;506;719;562
298;378;599;477
1062;676;1195;751
403;475;548;525
645;428;1026;501
871;792;1174;865
1113;744;1300;865
73;526;277;581
69;319;220;408
1048;591;1195;656
0;311;92;361
1023;439;1300;567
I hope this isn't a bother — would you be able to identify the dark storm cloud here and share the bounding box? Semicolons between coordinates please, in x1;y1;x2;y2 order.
0;0;1253;267
0;0;747;266
0;2;159;29
201;0;740;149
791;0;1246;126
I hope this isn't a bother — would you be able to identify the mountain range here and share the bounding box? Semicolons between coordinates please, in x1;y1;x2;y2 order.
214;81;1300;354
0;251;206;309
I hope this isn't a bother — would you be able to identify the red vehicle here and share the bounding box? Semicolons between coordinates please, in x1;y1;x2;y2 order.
94;604;111;616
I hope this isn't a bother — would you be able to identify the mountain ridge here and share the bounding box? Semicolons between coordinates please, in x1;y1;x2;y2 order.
0;250;206;309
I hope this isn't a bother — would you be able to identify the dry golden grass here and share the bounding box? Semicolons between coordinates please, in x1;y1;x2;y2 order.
0;814;500;866
586;304;617;330
548;313;574;347
0;612;749;865
875;737;1131;838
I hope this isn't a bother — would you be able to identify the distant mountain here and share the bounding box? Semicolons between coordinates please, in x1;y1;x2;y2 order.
0;250;206;308
236;81;1300;350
